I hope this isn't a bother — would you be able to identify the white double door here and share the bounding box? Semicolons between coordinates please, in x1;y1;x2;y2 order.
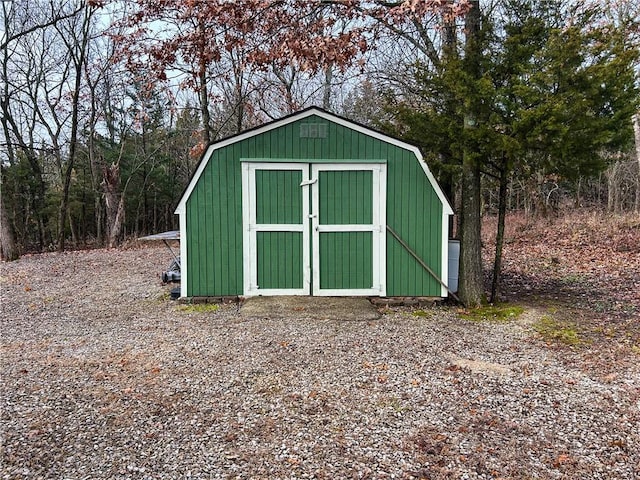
242;162;386;296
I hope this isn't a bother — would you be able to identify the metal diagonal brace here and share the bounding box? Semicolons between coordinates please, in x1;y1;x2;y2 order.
386;225;461;304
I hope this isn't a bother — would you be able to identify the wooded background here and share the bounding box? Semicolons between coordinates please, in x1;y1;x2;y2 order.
1;0;638;304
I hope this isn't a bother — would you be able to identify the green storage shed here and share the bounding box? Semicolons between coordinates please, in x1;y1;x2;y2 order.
175;107;453;299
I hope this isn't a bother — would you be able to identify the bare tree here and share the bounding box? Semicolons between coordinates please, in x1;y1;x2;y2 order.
0;1;84;51
0;0;19;260
0;0;66;253
54;3;95;251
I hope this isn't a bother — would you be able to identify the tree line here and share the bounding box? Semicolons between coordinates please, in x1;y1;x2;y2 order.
1;0;638;307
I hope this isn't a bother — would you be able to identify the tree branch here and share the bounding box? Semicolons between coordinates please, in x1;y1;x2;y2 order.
0;3;85;51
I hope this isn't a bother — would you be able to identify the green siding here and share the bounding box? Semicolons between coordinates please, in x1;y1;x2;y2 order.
186;145;243;297
319;170;372;225
319;232;372;289
255;170;302;224
185;114;445;297
257;232;303;289
386;148;442;296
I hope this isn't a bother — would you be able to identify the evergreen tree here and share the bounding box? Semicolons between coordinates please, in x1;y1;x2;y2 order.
384;0;639;304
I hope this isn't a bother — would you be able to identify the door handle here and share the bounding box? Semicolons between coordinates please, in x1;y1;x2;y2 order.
300;178;317;187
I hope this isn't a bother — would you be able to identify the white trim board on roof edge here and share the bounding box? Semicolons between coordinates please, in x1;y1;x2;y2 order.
174;107;453;216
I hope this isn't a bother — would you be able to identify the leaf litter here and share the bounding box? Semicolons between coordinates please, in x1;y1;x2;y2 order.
483;210;640;373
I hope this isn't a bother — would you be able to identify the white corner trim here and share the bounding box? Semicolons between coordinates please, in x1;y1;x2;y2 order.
179;213;188;298
378;164;387;297
441;210;450;297
175;144;214;215
241;162;252;296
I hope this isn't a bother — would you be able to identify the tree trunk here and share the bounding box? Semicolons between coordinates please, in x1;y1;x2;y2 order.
459;151;484;307
607;163;615;212
198;65;211;144
102;163;125;248
198;20;211;145
490;164;508;303
107;196;125;248
534;172;548;218
441;3;458;239
633;113;640;212
2;116;49;249
57;159;74;251
0;2;19;261
323;64;332;110
0;180;19;261
95;196;104;245
57;5;92;252
442;2;457;58
68;209;78;248
458;0;484;308
235;96;244;135
607;162;620;213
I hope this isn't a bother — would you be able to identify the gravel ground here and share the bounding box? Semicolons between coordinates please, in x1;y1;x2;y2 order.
1;247;639;479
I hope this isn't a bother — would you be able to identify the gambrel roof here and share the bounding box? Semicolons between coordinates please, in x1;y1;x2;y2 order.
175;107;453;216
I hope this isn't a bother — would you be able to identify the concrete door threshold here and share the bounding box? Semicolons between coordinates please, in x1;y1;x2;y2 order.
239;296;380;321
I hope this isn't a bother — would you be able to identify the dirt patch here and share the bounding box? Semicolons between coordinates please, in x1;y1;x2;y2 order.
445;354;513;377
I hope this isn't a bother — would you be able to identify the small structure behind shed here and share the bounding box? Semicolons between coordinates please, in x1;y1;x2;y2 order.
175;107;454;298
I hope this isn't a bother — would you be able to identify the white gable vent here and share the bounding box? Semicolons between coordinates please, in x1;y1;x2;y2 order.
300;123;328;138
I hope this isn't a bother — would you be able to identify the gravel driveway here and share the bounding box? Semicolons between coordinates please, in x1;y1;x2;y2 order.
1;247;638;479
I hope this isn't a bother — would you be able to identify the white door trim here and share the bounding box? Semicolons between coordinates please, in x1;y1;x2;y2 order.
311;163;386;296
242;162;310;296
